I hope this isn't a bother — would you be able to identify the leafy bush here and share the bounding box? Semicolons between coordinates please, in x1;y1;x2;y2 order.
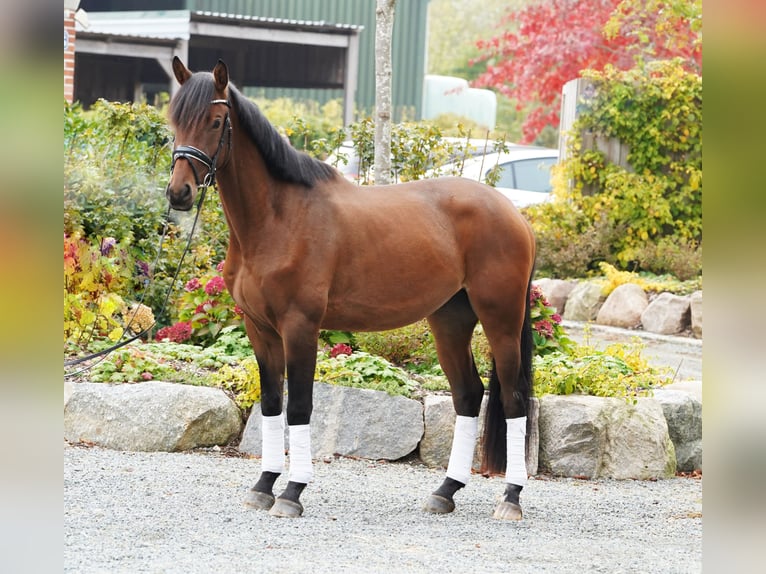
631;238;702;281
250;97;345;155
529;285;574;356
355;320;439;374
526;190;623;278
86;328;253;385
64;233;134;349
529;59;702;277
533;337;672;401
164;260;244;345
209;357;262;410
315;352;417;398
594;262;702;296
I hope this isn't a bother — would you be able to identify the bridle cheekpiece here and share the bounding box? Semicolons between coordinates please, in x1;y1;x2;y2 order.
171;98;232;190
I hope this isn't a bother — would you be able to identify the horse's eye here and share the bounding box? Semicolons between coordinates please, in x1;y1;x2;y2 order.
212;119;221;129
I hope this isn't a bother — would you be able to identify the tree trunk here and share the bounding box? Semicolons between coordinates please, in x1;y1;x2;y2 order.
374;0;397;185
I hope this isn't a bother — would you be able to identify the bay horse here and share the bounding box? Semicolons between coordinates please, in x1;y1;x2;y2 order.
166;58;535;520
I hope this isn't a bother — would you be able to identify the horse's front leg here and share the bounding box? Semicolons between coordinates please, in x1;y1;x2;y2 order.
268;320;320;518
243;319;287;512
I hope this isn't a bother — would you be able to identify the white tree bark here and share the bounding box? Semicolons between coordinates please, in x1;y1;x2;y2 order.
374;0;397;185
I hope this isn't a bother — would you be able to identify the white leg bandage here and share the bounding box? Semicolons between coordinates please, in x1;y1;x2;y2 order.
287;424;314;484
261;414;286;474
446;415;479;485
505;416;528;486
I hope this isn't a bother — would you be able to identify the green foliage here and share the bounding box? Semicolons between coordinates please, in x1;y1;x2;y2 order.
355;321;438;374
552;60;702;272
209;356;262;410
533;337;671;402
86;329;253;385
64;100;172;245
594;262;702;296
251;97;345;155
319;330;357;348
527;60;701;278
630;237;702;281
88;345;184;384
315;352;417;398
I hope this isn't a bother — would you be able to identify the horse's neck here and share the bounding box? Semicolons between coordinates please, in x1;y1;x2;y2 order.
215;142;277;251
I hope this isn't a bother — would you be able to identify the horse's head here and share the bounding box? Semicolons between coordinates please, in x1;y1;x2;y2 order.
166;57;232;211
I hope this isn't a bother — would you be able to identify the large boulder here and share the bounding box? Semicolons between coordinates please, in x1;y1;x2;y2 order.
641;293;691;335
419;395;539;476
538;395;676;479
534;278;576;315
596;283;648;328
563;282;604;322
653;388;702;472
690;290;703;338
239;382;423;461
64;381;242;451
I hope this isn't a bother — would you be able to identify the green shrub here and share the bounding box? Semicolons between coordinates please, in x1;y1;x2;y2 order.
631;238;702;281
209;356;262;410
531;59;701;277
533;337;672;401
355;320;438;374
315;352;417;398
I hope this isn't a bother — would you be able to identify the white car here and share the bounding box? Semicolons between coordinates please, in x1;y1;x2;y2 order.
431;146;559;208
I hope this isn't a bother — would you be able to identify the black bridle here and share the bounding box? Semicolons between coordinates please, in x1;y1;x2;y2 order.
171;98;232;190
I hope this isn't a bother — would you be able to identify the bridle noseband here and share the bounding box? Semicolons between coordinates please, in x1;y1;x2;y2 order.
171;98;232;189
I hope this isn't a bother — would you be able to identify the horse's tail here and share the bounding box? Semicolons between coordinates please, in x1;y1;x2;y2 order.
480;277;534;476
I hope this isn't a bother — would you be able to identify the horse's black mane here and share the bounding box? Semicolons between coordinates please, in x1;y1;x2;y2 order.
169;72;336;188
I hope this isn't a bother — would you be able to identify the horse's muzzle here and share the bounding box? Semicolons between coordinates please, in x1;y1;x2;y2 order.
166;182;195;211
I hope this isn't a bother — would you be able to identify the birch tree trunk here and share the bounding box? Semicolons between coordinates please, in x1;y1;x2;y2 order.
374;0;397;185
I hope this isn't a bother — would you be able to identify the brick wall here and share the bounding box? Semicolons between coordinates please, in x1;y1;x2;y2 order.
64;10;76;102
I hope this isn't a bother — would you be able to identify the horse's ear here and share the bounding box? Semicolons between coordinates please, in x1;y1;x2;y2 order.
172;56;192;85
213;59;229;92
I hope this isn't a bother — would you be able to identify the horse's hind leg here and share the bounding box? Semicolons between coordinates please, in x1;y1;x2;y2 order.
467;278;532;521
422;290;485;514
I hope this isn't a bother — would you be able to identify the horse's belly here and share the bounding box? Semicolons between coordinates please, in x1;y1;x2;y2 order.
322;277;460;332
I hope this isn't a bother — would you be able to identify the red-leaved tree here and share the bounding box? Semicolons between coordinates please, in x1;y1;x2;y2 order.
472;0;702;143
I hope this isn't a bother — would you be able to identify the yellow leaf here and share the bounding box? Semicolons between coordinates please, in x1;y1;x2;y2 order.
108;327;124;341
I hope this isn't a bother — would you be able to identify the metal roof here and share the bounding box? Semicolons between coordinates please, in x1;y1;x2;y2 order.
76;10;362;40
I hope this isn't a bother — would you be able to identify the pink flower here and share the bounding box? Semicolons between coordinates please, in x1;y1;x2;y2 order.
141;371;153;381
552;313;562;324
330;343;353;358
529;285;550;307
204;275;226;295
533;320;554;339
156;321;192;343
234;304;245;317
185;277;201;292
216;260;225;273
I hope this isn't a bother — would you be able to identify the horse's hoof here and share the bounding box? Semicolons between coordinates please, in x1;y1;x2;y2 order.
244;489;275;511
269;497;304;518
423;494;455;514
492;501;523;521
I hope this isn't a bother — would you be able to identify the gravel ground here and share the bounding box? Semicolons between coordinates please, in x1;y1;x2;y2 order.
65;445;702;573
